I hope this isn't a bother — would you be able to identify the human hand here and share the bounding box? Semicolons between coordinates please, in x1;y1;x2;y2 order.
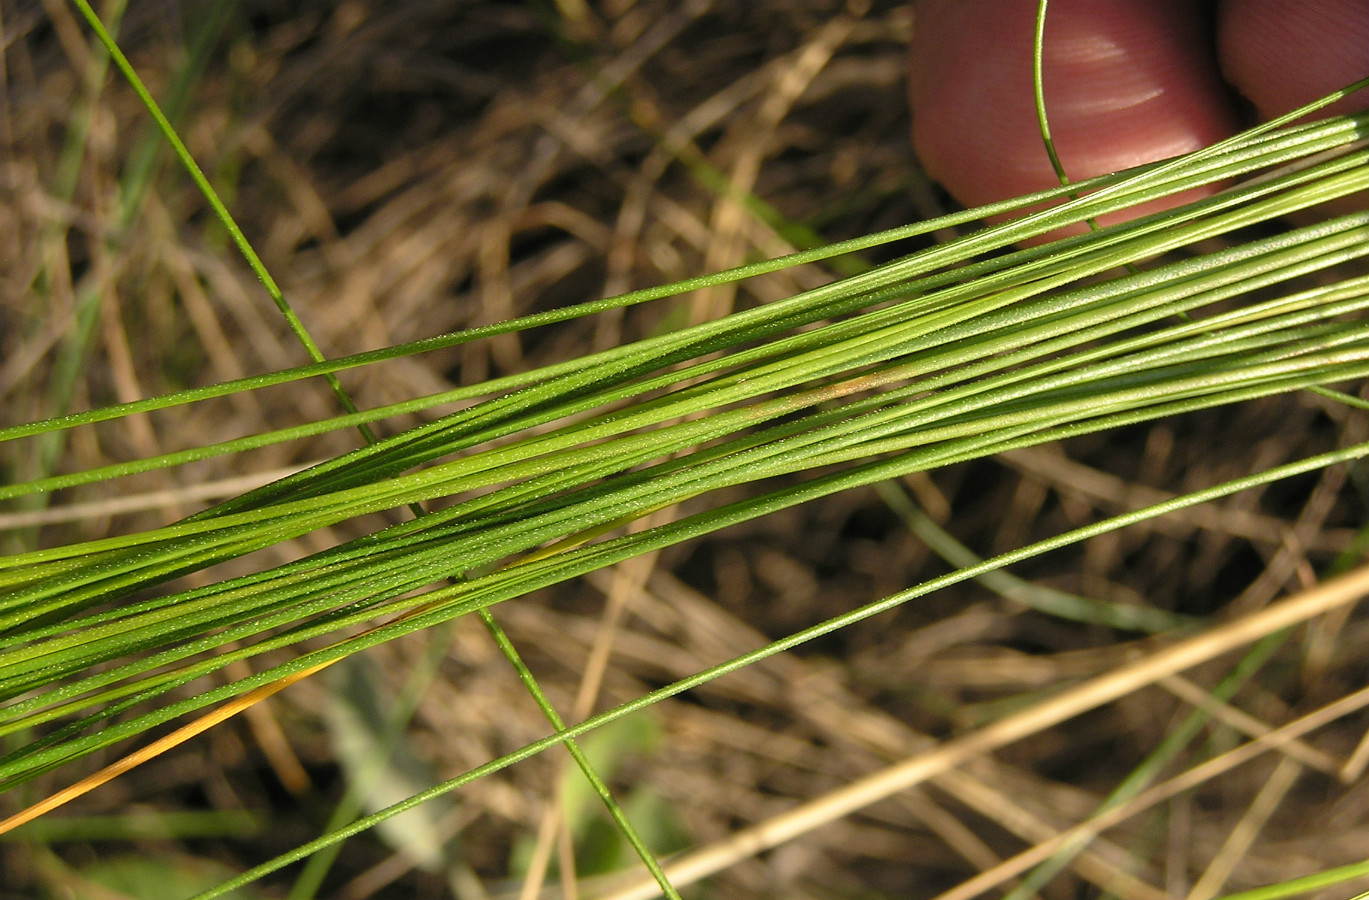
909;0;1369;228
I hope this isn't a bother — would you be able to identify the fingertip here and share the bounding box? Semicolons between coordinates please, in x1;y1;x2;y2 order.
1218;0;1369;121
910;0;1238;229
909;0;1041;209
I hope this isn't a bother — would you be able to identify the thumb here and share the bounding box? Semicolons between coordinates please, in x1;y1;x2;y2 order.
909;0;1238;230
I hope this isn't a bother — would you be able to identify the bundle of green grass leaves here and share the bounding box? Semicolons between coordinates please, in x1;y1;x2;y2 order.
3;2;1369;898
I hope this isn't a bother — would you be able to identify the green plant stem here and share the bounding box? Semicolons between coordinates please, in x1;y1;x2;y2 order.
480;610;682;900
184;437;1369;900
65;2;675;891
1212;861;1369;900
66;0;371;433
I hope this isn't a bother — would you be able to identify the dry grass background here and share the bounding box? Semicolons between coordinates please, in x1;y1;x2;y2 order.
3;1;1369;898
